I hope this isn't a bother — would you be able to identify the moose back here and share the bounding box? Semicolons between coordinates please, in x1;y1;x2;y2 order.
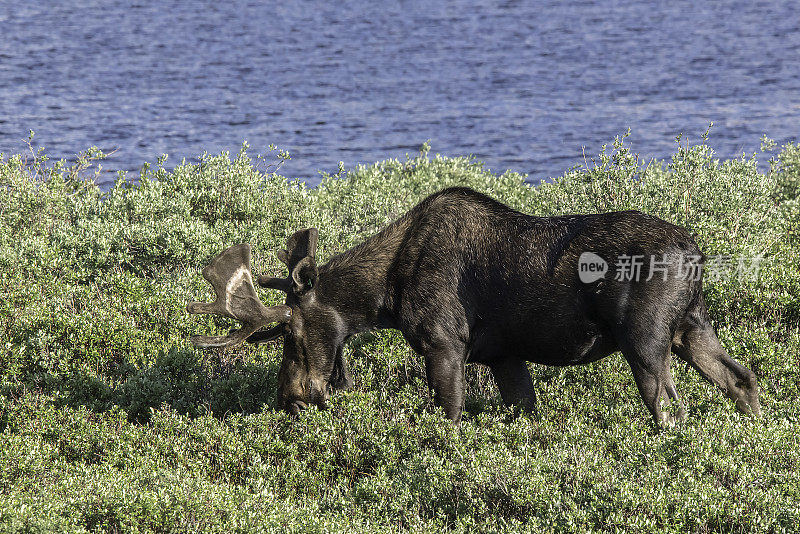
188;187;760;425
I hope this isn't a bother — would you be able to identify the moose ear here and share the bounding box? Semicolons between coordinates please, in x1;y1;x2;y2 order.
279;228;319;294
282;228;318;268
265;228;320;295
291;255;318;294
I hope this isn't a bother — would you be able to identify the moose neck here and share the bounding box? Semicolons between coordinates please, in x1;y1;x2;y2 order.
315;218;410;336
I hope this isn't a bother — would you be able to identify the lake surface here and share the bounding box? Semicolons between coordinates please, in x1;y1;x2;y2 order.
1;1;798;189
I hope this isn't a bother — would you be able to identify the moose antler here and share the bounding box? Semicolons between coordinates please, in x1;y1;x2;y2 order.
257;228;319;294
187;244;292;348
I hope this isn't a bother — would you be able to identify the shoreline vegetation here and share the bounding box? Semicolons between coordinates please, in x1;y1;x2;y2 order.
1;135;799;532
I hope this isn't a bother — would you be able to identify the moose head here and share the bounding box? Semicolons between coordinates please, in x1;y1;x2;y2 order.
187;229;353;415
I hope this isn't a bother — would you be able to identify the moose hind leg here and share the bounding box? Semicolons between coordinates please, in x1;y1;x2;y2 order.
489;357;538;416
672;323;760;415
664;360;687;423
620;334;684;427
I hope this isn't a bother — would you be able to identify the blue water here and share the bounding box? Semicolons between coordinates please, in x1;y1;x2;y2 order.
1;1;798;189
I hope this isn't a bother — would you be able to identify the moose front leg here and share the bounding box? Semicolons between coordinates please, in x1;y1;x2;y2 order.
489;357;538;416
424;346;466;423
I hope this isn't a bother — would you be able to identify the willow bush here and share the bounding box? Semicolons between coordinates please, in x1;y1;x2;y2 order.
1;134;798;532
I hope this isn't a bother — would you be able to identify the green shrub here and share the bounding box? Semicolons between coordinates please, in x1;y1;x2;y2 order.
1;135;798;532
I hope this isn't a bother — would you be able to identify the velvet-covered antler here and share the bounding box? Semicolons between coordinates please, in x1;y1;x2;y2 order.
187;244;292;348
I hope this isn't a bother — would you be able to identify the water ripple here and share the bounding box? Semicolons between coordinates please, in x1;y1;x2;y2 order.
0;0;797;189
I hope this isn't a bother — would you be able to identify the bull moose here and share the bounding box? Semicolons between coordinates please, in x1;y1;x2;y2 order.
187;186;760;425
